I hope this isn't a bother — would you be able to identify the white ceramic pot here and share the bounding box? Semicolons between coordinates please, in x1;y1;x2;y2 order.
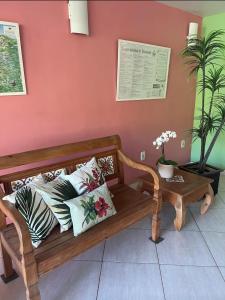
158;163;174;179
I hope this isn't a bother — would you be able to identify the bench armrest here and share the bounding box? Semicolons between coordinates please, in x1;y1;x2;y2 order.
117;149;160;191
0;187;33;256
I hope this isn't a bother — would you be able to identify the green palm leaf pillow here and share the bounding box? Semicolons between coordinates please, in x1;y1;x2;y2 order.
34;178;78;232
3;185;58;248
65;183;117;236
60;157;105;195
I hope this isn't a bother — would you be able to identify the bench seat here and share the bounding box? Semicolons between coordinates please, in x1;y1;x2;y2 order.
1;184;156;276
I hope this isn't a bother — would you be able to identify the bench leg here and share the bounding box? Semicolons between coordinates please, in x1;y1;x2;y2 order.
150;212;164;244
0;242;18;283
25;283;41;300
22;255;41;300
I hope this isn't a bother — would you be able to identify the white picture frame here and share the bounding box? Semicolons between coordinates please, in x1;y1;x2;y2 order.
0;21;26;96
116;39;171;101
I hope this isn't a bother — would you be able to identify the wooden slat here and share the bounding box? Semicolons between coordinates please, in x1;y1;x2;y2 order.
0;149;119;184
0;135;121;170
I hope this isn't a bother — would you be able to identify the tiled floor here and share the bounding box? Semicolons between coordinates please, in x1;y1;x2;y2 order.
1;176;225;299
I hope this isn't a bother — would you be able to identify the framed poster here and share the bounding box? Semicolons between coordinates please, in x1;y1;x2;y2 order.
0;21;26;96
116;39;171;101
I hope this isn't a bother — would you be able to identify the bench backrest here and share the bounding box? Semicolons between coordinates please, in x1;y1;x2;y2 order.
0;135;124;195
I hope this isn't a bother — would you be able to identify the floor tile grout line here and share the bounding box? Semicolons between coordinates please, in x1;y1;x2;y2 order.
189;208;225;283
96;240;106;300
155;243;166;300
128;227;200;232
71;259;223;268
158;263;221;268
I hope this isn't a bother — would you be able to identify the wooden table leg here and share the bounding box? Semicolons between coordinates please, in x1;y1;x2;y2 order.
174;196;186;231
201;184;214;215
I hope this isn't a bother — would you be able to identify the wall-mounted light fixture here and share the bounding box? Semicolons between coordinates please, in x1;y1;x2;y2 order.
187;22;198;47
68;0;89;35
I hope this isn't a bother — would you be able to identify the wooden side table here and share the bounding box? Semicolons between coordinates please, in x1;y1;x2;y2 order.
137;169;214;231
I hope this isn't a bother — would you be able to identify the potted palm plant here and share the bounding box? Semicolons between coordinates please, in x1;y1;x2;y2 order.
180;30;225;194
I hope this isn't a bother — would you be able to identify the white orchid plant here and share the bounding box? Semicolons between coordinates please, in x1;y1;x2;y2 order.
153;131;177;166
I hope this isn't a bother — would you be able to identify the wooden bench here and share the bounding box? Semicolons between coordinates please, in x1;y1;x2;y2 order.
0;135;162;300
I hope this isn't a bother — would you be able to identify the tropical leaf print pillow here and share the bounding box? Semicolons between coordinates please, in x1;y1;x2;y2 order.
3;185;58;248
34;178;78;232
65;183;117;236
60;157;105;195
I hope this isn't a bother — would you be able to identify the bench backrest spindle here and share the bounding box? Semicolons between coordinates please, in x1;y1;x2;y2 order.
0;135;124;195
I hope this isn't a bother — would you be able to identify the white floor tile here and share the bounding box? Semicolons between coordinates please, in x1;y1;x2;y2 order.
98;262;164;300
189;194;225;210
40;261;101;300
218;190;225;202
219;267;225;281
1;260;101;300
202;231;225;266
219;175;225;192
191;208;225;232
157;231;215;266
130;206;198;232
160;206;199;231
73;242;105;261
103;229;157;263
213;194;225;208
161;265;225;300
0;275;26;300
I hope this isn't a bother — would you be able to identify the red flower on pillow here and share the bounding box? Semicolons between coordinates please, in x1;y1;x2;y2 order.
86;180;99;192
95;197;110;217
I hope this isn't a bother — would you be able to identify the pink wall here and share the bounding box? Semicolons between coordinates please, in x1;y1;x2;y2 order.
0;1;201;181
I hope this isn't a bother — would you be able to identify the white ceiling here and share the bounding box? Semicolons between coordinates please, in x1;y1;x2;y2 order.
158;1;225;17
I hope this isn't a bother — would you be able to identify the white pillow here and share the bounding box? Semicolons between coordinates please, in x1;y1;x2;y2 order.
65;183;117;236
60;157;105;195
34;177;78;232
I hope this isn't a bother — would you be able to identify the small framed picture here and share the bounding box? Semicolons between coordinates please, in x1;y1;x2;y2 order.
0;21;26;96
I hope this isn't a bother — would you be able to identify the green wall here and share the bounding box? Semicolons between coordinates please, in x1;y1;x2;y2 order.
191;13;225;170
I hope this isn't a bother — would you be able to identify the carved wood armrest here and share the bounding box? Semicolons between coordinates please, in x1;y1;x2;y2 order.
117;149;160;191
117;150;162;212
0;194;33;256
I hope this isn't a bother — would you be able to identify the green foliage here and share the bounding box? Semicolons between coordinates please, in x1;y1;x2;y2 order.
182;30;225;172
15;186;55;244
157;155;177;166
81;196;97;227
51;180;77;225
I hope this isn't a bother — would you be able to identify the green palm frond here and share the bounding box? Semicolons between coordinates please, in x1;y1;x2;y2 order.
198;66;225;94
52;180;77;201
51;180;77;225
182;30;225;76
15;186;55;244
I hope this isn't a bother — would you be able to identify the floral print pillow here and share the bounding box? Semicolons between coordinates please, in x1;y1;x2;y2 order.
65;183;117;236
60;157;105;195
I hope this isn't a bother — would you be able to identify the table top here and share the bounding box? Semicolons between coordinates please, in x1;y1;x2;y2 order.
140;168;213;197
